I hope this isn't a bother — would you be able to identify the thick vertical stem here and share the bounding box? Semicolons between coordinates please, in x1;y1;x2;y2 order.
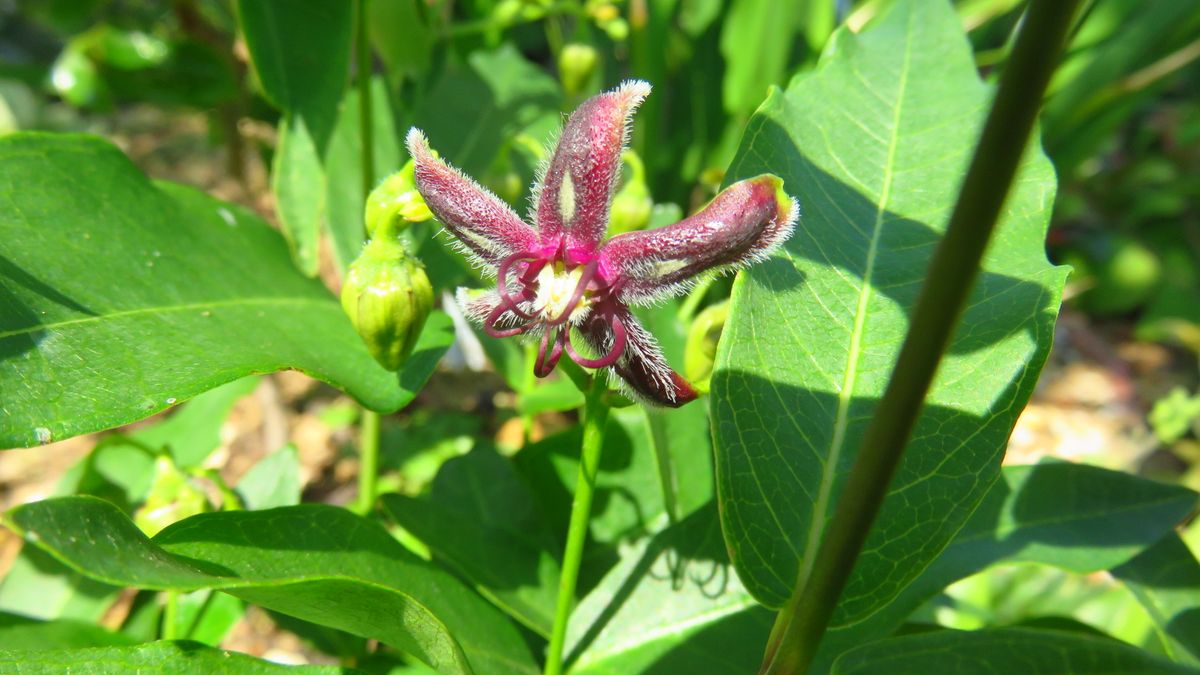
162;590;179;641
759;1;1083;673
354;0;381;517
545;376;610;675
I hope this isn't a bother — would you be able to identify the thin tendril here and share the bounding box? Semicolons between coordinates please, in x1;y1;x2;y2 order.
565;311;627;368
485;302;531;338
534;325;566;377
497;252;538;319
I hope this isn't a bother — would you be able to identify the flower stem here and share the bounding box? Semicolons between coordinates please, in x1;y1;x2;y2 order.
759;2;1082;673
545;375;610;675
354;0;381;517
162;590;179;640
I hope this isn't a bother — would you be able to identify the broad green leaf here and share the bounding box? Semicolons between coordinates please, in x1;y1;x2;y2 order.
235;0;351;275
0;640;349;673
368;0;435;83
1113;533;1200;666
135;376;259;469
236;445;302;510
711;0;1065;618
830;628;1199;675
271;115;325;275
0;134;440;447
515;408;668;546
5;497;537;675
412;44;560;177
0;612;135;650
0;546;118;622
719;0;800;116
567;503;773;674
326;77;402;272
382;447;560;637
813;462;1198;671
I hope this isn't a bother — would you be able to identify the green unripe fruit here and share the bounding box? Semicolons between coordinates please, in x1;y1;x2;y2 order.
341;239;434;371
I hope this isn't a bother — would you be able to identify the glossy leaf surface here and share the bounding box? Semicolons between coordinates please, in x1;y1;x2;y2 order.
0;640;349;674
814;462;1198;671
0;134;453;447
5;497;537;675
831;628;1198;675
711;0;1066;618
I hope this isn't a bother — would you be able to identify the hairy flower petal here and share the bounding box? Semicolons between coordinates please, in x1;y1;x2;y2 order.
578;308;697;407
534;80;650;255
407;129;539;267
599;174;797;305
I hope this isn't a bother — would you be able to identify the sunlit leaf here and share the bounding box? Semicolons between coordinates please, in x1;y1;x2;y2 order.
5;496;537;675
0;135;450;447
711;0;1065;620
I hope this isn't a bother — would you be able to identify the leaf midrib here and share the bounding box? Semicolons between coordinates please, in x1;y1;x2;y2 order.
796;8;915;590
0;296;330;340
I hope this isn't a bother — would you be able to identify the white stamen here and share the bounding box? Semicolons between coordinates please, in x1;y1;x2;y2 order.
534;264;588;320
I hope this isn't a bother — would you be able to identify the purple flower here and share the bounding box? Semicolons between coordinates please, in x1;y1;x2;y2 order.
406;81;797;407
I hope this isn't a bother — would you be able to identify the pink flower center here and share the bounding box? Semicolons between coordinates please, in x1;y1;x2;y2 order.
485;248;627;377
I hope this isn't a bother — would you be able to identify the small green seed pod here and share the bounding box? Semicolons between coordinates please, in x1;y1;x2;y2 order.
683;300;729;393
341;238;434;371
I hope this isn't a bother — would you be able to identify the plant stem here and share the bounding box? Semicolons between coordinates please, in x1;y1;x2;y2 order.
545;375;610;675
354;0;381;517
162;590;179;640
759;2;1082;673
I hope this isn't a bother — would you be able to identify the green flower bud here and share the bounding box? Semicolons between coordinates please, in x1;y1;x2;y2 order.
683;300;728;393
558;43;599;96
341;238;434;371
365;160;432;239
134;456;209;537
609;150;653;234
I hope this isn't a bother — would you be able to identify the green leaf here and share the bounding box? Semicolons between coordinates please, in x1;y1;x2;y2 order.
566;503;773;674
412;45;560;177
0;640;351;673
0;612;135;651
1113;533;1200;666
271;115;325;275
137;376;259;469
0;134;433;448
0;546;118;623
813;462;1198;671
719;0;800;116
5;497;538;675
172;590;244;647
236;445;302;510
711;0;1065;619
381;447;560;637
326;77;402;272
236;0;352;275
830;627;1199;675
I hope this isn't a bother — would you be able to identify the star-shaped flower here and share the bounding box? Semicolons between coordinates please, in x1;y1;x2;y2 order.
406;81;797;407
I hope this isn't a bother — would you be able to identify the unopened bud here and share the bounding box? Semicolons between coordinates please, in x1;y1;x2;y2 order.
558;43;598;96
134;456;209;536
365;160;432;239
684;300;728;393
341;238;434;371
609;150;653;234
